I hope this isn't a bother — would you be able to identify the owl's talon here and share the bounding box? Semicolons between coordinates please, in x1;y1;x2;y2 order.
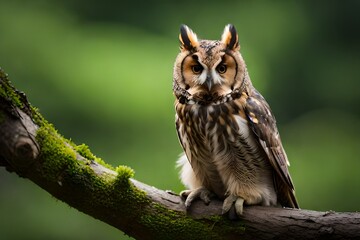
235;197;245;216
222;195;245;216
180;187;212;208
180;189;191;199
222;195;237;214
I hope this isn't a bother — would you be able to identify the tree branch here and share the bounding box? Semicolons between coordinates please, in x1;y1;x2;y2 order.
0;68;359;240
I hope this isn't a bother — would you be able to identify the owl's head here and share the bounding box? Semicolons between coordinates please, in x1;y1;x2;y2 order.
173;24;248;104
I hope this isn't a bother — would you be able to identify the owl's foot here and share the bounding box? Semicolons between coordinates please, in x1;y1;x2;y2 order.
180;187;213;208
222;195;245;216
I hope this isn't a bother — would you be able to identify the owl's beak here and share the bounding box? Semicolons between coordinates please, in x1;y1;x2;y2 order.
204;74;214;91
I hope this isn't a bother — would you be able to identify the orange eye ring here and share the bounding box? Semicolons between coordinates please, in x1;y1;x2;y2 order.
191;65;203;74
217;64;227;74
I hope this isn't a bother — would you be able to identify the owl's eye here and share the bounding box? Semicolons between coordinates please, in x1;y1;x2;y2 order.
216;64;227;74
191;65;203;74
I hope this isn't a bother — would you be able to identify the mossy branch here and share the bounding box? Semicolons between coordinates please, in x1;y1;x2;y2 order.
0;68;359;240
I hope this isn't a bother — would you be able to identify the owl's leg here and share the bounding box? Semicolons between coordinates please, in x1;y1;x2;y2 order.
222;194;245;216
180;187;213;208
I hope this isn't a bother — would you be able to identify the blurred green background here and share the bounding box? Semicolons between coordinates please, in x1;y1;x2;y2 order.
0;0;359;239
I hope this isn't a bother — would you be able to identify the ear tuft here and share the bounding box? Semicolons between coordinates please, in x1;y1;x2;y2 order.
179;24;199;51
221;24;239;50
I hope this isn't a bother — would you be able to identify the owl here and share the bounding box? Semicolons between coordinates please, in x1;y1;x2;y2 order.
173;24;299;216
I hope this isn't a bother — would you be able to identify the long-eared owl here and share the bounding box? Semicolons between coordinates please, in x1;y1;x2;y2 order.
173;24;299;216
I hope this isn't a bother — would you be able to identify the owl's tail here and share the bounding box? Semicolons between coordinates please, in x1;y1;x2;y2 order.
275;175;300;209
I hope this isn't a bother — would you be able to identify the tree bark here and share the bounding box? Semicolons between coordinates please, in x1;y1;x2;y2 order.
0;68;360;240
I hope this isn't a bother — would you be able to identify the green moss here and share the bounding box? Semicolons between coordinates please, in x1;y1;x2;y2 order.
112;166;147;207
75;143;116;170
36;125;78;182
34;114;142;206
0;68;23;108
30;106;47;127
34;119;120;189
139;203;220;240
93;157;114;170
138;201;247;240
115;165;134;182
75;144;96;160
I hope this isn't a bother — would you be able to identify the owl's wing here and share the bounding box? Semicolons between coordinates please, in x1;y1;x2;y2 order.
244;89;299;208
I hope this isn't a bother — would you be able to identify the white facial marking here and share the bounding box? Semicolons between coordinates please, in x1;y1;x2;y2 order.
211;68;223;85
212;57;224;85
195;60;208;85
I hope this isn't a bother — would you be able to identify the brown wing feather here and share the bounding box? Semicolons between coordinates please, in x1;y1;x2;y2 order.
244;89;299;208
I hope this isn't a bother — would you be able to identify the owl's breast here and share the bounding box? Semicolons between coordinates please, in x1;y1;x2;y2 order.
175;101;246;196
175;100;244;154
176;99;274;200
175;102;225;196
